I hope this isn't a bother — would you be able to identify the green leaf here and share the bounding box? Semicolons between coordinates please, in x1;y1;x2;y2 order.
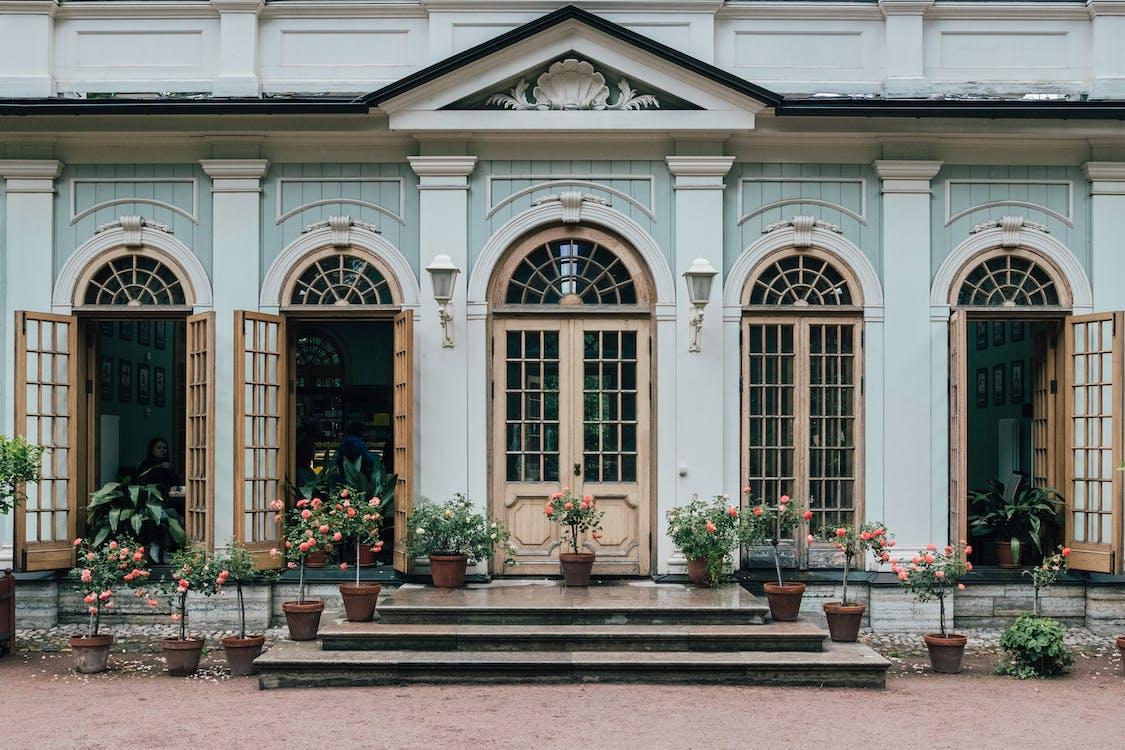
167;517;186;545
108;506;121;531
131;511;144;536
92;525;109;547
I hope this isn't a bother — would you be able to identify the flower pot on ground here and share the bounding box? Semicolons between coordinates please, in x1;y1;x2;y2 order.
666;494;757;588
816;522;895;642
162;544;229;676
216;542;274;675
407;494;514;588
162;636;205;676
969;477;1062;568
546;488;605;587
282;600;325;640
763;581;806;621
220;634;266;676
1116;636;1125;674
274;496;337;639
892;540;971;674
304;550;327;568
746;493;810;621
68;536;157;674
327;484;387;621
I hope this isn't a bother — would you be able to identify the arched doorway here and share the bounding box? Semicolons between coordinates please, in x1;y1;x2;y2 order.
488;225;655;575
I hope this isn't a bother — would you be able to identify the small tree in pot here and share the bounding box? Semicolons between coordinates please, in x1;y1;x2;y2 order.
666;494;754;587
274;496;336;639
407;494;514;588
68;536;157;673
891;541;971;673
216;542;274;676
162;544;228;676
330;485;387;622
817;522;894;642
0;435;42;658
546;488;605;587
746;492;811;621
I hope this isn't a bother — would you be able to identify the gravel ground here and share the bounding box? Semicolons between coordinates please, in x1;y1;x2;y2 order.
2;627;1123;750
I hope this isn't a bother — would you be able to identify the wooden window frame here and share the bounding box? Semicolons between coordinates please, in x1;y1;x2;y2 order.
392;309;414;574
185;312;215;549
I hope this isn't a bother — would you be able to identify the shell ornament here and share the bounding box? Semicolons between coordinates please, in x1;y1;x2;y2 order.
487;59;660;111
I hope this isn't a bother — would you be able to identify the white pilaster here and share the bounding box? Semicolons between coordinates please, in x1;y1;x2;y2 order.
879;0;933;97
200;159;268;547
211;0;264;97
664;155;733;574
874;159;942;559
1083;162;1125;310
1088;2;1125;98
0;159;62;568
409;156;477;516
0;1;57;97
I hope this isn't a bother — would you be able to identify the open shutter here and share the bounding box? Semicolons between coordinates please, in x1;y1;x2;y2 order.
1032;328;1060;490
185;312;215;549
393;309;414;573
948;309;968;546
1063;312;1123;573
234;311;286;569
14;312;78;571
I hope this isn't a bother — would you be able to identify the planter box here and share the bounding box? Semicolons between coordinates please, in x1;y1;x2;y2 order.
0;569;13;656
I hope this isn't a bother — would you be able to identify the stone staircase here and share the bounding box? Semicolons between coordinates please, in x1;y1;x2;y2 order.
254;580;890;689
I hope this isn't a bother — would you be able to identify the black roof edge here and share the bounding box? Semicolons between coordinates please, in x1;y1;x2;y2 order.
777;98;1125;119
0;97;370;116
360;4;785;108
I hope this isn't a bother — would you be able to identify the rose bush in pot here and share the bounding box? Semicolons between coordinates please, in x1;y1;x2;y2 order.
666;494;755;587
162;544;228;676
546;488;605;587
747;493;810;621
891;540;971;674
0;435;42;658
68;536;157;674
329;484;387;622
407;494;514;588
274;496;336;639
216;542;274;676
817;522;894;642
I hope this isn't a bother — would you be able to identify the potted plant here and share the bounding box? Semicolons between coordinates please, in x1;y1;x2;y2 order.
817;522;894;642
891;541;971;673
87;474;186;561
546;487;605;587
292;455;396;567
993;546;1074;679
331;485;387;622
68;536;156;674
0;435;42;658
163;544;228;676
1024;545;1070;616
407;494;513;588
666;494;753;587
747;492;811;621
968;477;1062;567
274;496;335;639
217;542;272;676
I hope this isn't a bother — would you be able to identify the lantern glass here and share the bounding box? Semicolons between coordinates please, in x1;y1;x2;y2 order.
426;254;460;303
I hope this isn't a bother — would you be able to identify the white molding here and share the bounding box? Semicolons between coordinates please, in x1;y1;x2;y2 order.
944;179;1073;227
210;0;262;12
276;176;405;225
716;1;884;20
259;223;419;311
930;227;1093;312
737;176;868;226
407;156;478;178
70;177;198;225
54;1;214;20
486;175;655;220
879;0;934;16
927;2;1091;20
0;159;63;180
199;159;270;181
259;2;427;19
1083;161;1125;181
873;160;943;181
1088;0;1125;18
665;156;735;189
0;0;58;16
53;226;213;312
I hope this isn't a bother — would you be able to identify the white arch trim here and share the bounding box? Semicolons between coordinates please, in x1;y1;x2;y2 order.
930;226;1092;312
467;201;675;308
724;226;884;318
53;225;213;312
260;225;420;309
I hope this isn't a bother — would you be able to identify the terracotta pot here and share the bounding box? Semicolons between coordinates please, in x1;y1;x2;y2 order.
162;636;205;676
1116;636;1125;674
356;542;379;568
69;634;113;674
686;557;714;587
994;539;1020;568
221;635;265;676
924;632;968;674
429;554;469;588
559;552;596;587
823;601;866;642
282;600;325;641
339;582;382;622
305;550;327;568
763;581;806;622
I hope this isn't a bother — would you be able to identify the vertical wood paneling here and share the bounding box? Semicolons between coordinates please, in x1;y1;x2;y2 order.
392;309;414;574
185;312;215;549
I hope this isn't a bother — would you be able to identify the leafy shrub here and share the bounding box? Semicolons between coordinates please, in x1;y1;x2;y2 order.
997;614;1072;679
666;494;756;586
407;494;513;565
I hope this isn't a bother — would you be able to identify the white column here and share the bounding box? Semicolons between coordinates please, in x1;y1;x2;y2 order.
879;0;933;97
0;159;62;568
211;0;263;97
200;159;268;547
1084;162;1125;310
874;160;942;559
0;1;56;97
1088;2;1125;98
409;156;477;516
664;156;733;574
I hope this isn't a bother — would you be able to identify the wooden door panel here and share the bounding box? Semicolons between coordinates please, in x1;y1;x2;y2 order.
948;309;968;547
185;312;215;549
392;309;414;573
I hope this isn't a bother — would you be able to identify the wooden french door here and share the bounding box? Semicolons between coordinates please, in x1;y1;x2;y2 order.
392;309;414;573
492;316;651;575
948;309;968;546
185;312;214;548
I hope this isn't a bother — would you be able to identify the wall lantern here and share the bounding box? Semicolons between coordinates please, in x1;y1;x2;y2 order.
683;257;718;353
425;253;461;348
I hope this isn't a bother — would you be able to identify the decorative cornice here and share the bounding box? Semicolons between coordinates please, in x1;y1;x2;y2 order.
1083;161;1125;181
874;160;942;195
94;215;174;248
716;1;883;20
665;156;736;177
407;156;478;177
486;59;659;112
0;1;58;16
199;159;270;180
927;2;1090;21
421;0;725;9
210;0;263;12
969;216;1049;248
55;2;214;20
530;191;611;223
301;215;381;248
260;2;426;19
0;159;63;180
763;215;843;248
878;0;935;16
1087;0;1125;18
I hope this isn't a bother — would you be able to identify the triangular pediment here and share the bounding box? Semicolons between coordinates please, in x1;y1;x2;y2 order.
364;5;778;133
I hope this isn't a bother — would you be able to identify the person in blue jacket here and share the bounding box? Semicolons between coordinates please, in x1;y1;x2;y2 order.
334;421;375;475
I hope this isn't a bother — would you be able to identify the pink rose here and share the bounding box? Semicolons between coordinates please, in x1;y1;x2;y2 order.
108;541;118;549
73;538;83;546
728;506;739;518
301;509;311;519
779;495;790;505
802;510;813;521
339;563;349;571
806;535;815;544
332;532;343;542
835;528;847;538
288;562;297;569
81;569;92;583
83;594;96;605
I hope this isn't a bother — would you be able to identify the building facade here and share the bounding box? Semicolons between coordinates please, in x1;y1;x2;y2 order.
4;1;1125;624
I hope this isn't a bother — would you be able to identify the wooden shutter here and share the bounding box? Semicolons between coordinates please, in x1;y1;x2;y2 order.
948;309;968;546
1063;312;1123;573
14;312;78;571
234;311;286;568
393;309;414;573
1032;328;1060;490
185;312;215;549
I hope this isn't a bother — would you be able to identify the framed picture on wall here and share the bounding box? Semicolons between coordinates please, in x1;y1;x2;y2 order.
137;364;151;405
975;322;988;350
992;321;1005;347
1011;360;1025;404
99;355;113;401
119;359;132;403
154;322;166;350
992;363;1006;405
118;321;132;341
154;366;166;407
137;321;151;346
976;368;988;407
1011;321;1025;342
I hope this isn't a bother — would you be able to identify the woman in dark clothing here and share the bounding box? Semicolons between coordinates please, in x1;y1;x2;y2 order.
137;436;181;498
334;422;375;475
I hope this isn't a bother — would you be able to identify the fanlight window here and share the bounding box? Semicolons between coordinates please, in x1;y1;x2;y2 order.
748;254;853;306
83;255;186;307
957;255;1060;307
295;333;343;390
505;238;637;305
290;254;394;306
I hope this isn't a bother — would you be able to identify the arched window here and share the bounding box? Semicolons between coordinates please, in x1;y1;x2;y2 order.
504;236;638;305
746;253;854;307
82;254;187;307
288;253;395;307
956;252;1061;307
295;332;343;387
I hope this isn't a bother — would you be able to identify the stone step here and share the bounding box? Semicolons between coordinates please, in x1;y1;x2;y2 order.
318;619;827;652
374;581;769;625
255;641;889;689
